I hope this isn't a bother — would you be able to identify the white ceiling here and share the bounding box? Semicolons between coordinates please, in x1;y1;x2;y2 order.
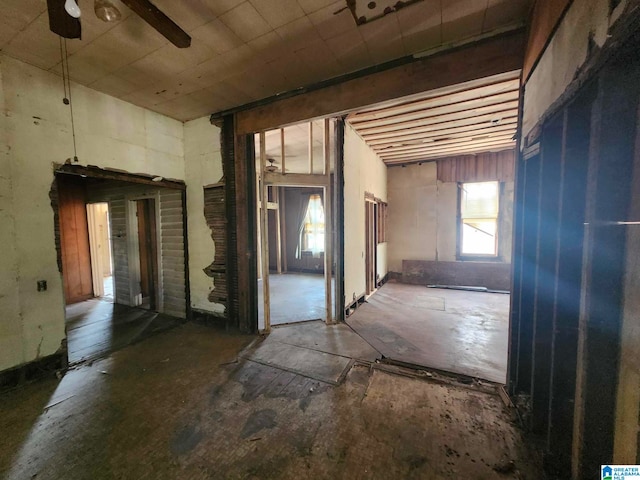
1;0;531;122
347;70;520;164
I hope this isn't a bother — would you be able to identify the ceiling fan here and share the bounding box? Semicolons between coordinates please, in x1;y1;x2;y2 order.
264;157;297;173
46;0;191;48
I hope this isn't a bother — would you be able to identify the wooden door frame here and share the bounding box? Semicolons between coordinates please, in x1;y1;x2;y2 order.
364;195;378;296
126;192;163;311
257;119;336;333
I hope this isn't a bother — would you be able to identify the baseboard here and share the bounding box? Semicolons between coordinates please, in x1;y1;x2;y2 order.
0;351;68;392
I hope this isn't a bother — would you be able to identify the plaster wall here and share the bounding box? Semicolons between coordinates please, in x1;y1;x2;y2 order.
343;123;387;304
183;117;225;316
521;0;624;139
0;54;184;372
387;162;513;274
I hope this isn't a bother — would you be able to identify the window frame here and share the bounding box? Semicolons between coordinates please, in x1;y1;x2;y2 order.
300;193;325;256
456;181;502;261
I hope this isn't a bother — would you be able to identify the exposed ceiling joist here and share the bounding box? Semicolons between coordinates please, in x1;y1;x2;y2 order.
380;139;517;160
348;70;520;164
360;114;519;141
383;144;517;163
348;79;520;124
350;90;519;131
351;70;521;115
367;122;517;147
358;102;519;136
376;133;515;156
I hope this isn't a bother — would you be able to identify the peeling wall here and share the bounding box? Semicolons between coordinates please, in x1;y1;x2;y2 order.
343;123;387;304
184;117;224;316
0;54;184;372
387;162;513;274
521;0;624;140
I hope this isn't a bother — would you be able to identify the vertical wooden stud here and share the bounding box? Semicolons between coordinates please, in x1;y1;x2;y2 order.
323;118;333;323
259;131;271;332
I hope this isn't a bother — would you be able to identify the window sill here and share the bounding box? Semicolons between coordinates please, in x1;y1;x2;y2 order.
456;255;504;262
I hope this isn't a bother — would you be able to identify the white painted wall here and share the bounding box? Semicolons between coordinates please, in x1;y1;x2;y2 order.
183;117;225;316
0;54;184;372
343;123;387;304
522;0;625;139
387;162;513;273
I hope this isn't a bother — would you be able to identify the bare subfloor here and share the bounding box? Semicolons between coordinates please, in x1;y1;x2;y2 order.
258;272;335;327
347;282;510;383
0;322;541;479
66;298;181;364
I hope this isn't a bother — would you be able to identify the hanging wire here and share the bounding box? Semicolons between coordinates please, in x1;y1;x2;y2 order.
60;38;78;162
58;37;69;103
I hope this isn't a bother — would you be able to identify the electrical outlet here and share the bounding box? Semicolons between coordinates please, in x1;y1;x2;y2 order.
37;280;47;292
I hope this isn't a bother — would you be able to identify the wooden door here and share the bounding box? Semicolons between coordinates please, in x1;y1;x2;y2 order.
58;175;93;304
136;199;158;310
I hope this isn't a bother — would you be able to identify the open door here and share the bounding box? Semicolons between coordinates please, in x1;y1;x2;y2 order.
58;174;93;304
136;199;159;310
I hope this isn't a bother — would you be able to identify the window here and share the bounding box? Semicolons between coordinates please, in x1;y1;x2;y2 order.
459;181;499;256
301;194;325;256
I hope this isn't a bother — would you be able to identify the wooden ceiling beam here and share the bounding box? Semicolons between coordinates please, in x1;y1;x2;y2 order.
376;133;515;155
358;102;519;136
380;138;516;159
348;80;520;127
366;122;517;147
348;70;521;116
382;143;517;163
375;134;515;155
383;144;516;164
349;90;519;131
379;138;516;157
234;29;526;134
359;114;518;141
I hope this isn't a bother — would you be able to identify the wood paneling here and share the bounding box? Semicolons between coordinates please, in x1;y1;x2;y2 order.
160;190;186;318
57;175;93;304
436;149;515;183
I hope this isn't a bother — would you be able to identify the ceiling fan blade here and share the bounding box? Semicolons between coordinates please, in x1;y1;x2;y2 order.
47;0;81;39
120;0;191;48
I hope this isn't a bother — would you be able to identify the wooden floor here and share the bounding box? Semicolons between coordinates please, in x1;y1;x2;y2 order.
258;272;335;328
1;322;543;480
65;295;181;365
347;282;510;383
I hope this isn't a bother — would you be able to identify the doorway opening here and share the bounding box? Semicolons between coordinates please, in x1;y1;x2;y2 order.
340;70;518;383
86;202;114;302
255;120;337;332
53;169;187;364
133;198;159;310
